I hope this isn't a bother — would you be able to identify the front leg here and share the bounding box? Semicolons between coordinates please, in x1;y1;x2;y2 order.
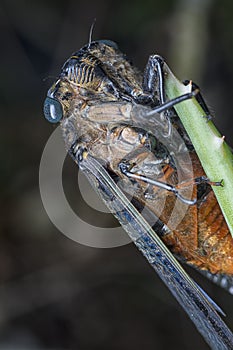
142;55;165;104
131;55;165;105
133;56;198;119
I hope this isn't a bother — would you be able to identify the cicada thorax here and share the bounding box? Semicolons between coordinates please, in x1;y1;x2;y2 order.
59;41;144;103
60;51;106;91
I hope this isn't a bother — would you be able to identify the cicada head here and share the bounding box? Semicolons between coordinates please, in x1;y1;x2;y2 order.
43;78;85;123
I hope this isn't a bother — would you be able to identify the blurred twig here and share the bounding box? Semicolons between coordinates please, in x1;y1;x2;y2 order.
169;0;212;83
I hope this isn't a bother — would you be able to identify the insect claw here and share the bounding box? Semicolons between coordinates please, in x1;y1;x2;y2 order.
215;179;224;187
195;176;224;187
202;114;212;122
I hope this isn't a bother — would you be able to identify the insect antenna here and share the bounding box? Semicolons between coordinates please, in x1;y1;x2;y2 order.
88;18;96;49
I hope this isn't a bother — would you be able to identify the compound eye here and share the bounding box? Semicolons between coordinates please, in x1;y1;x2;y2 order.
43;97;63;123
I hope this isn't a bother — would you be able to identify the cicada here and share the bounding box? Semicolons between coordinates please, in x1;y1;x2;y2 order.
43;40;233;348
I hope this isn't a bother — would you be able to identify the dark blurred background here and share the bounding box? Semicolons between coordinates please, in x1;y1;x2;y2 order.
1;0;233;349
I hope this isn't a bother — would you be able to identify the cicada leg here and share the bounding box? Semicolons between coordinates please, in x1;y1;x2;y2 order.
140;55;166;104
140;55;210;118
194;176;224;187
136;56;212;132
183;80;212;121
134;55;198;137
119;160;224;206
119;160;197;205
176;176;224;189
175;176;224;204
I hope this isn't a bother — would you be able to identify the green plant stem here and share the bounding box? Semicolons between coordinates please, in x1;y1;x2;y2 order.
164;63;233;237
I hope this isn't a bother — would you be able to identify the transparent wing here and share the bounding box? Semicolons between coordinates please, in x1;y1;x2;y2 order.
79;154;233;350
